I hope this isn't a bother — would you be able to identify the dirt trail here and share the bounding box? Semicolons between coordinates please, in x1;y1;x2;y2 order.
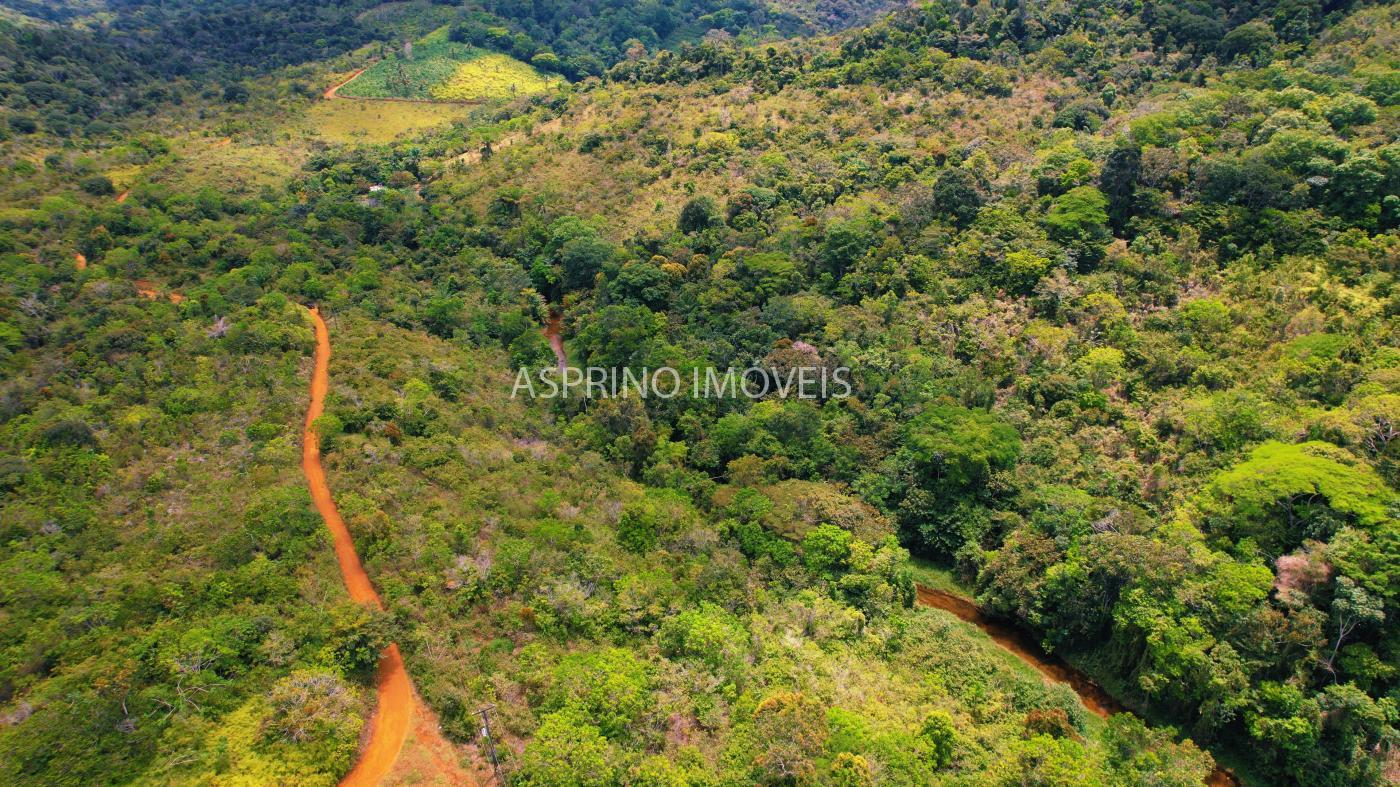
916;584;1239;785
543;311;567;370
116;189;130;204
326;68;367;100
454;117;563;167
74;252;86;270
302;306;475;787
916;586;1121;717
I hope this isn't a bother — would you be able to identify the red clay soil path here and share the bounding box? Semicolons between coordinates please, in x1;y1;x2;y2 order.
116;189;130;204
916;586;1121;716
916;584;1240;786
302;306;474;786
454;117;564;167
325;68;366;100
543;311;567;371
74;252;86;270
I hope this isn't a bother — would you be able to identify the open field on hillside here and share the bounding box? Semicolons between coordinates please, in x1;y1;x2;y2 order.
337;27;559;102
430;53;561;101
296;98;474;143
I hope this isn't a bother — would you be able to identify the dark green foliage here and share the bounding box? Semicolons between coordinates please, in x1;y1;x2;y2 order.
1;0;1397;783
37;419;97;449
931;167;983;228
678;195;719;234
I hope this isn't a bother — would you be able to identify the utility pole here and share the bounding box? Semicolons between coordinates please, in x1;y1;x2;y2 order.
477;705;506;786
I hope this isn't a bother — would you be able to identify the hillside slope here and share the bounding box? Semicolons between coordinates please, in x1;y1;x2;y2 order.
0;0;1396;785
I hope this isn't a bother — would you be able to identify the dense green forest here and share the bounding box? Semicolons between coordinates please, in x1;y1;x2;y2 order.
0;0;1397;784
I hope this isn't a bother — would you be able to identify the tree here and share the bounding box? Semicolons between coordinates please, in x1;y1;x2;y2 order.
678;196;718;233
919;711;956;769
658;603;748;670
1101;715;1213;786
516;709;617;786
1218;21;1278;66
1324;577;1384;676
421;294;465;338
751;692;829;783
828;752;874;786
1044;186;1110;266
931;167;982;228
559;235;616;292
262;670;363;772
616;488;694;553
38;419;98;449
1099;144;1141;235
544;648;653;739
1198;441;1394;554
904;406;1020;489
802;524;854;576
80;175;116;196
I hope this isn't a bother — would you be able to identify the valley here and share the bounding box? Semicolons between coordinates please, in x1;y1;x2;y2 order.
0;1;1396;785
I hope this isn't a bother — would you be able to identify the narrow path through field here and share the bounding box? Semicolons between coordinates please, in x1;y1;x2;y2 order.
453;117;563;167
302;306;474;786
325;68;367;100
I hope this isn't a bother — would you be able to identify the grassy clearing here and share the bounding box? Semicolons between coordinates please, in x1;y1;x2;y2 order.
429;53;561;101
295;97;473;143
909;556;974;595
338;26;556;102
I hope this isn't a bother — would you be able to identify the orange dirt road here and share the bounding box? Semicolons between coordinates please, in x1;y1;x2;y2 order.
302;306;473;786
325;68;366;99
915;584;1239;786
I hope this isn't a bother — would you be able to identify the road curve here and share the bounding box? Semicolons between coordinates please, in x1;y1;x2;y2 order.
915;584;1238;785
302;307;475;786
325;68;366;100
303;306;413;785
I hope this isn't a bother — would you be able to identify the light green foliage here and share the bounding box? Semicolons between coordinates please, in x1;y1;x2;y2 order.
919;710;957;769
1044;185;1110;263
515;708;617;786
541;648;653;740
904;405;1021;488
1004;249;1053;291
616;487;695;554
658;603;748;671
1074;346;1126;389
802;523;855;575
1200;441;1395;551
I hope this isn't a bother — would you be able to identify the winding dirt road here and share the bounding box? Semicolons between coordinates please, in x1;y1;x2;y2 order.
916;584;1239;785
325;68;367;100
917;586;1122;717
303;306;473;786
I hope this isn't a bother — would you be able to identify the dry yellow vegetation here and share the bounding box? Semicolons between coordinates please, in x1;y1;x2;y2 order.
428;53;561;101
296;98;473;143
